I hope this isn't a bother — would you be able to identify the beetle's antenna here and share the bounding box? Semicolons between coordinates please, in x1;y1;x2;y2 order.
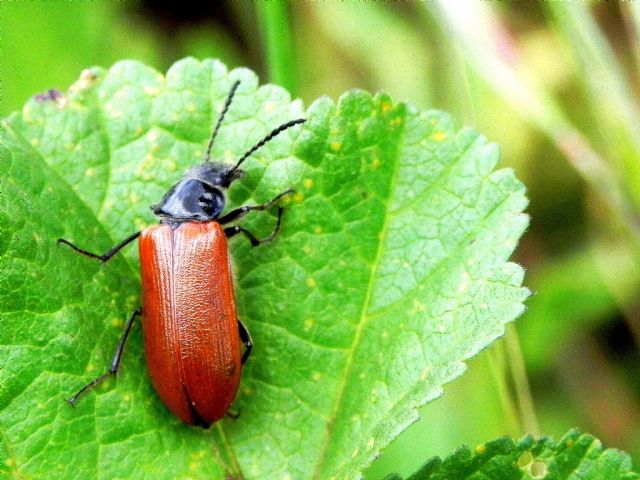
226;118;306;178
204;80;241;163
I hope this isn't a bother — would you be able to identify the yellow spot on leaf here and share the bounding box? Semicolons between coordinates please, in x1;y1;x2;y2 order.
303;178;314;189
432;131;447;141
367;438;375;448
381;101;392;113
70;68;98;92
23;104;32;118
293;191;304;203
191;450;207;460
304;319;314;331
371;158;381;169
458;271;470;293
518;451;533;467
330;142;341;152
147;131;159;142
306;277;317;288
144;85;160;96
475;444;487;454
130;192;139;204
314;226;322;234
312;372;321;381
531;460;548;478
410;299;426;315
111;317;124;328
186;104;196;113
31;138;40;146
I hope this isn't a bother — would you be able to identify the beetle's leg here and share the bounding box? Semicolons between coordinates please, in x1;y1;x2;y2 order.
67;308;141;407
58;231;141;263
217;189;294;225
224;321;253;421
238;320;253;364
224;208;284;247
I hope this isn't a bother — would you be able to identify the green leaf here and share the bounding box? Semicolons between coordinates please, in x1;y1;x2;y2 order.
385;429;640;480
0;58;528;479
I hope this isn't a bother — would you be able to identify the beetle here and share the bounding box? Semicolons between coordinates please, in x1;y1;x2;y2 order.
58;80;305;427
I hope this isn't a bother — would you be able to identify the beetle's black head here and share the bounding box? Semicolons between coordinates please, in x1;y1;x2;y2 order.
151;162;244;222
150;79;306;224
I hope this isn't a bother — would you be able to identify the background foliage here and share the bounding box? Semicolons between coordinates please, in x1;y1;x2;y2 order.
2;1;640;479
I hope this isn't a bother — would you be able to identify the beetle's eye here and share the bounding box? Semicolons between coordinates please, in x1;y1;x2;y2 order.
197;185;223;217
198;193;215;215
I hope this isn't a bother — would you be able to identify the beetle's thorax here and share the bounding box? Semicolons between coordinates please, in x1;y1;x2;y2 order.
151;162;244;224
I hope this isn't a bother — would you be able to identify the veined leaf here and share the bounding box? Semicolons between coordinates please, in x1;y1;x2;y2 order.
0;58;528;479
384;429;640;480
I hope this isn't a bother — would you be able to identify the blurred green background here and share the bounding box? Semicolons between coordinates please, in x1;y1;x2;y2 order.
3;1;640;478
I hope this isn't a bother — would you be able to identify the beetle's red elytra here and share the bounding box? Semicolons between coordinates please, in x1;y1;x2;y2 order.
58;80;305;427
140;222;240;425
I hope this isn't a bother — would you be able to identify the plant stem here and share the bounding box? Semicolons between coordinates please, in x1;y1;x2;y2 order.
256;1;297;95
505;324;540;435
487;341;523;437
545;3;640;211
625;2;640;77
428;2;640;247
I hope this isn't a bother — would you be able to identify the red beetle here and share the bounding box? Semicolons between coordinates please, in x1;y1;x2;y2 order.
58;81;305;426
